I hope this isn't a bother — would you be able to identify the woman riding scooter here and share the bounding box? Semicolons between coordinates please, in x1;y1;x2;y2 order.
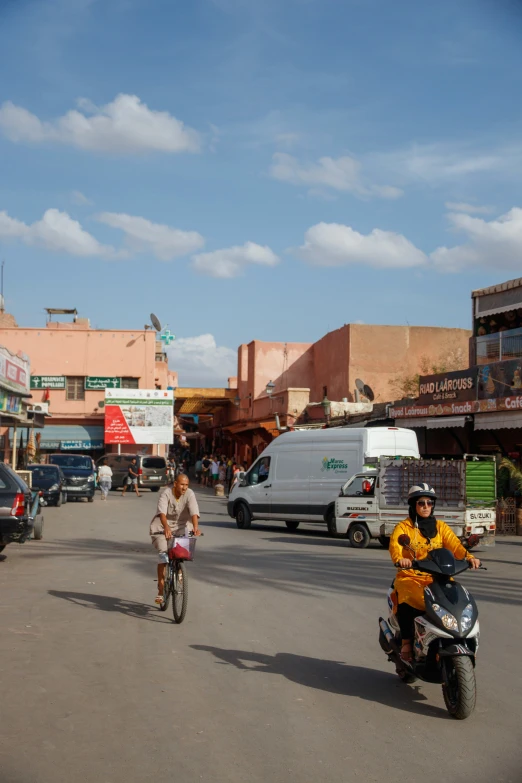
389;483;481;663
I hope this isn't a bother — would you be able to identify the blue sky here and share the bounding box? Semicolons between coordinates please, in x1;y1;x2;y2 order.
0;0;521;384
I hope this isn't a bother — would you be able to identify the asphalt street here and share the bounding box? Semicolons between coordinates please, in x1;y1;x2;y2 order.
1;487;521;783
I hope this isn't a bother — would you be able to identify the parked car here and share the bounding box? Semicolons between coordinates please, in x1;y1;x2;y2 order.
0;463;37;552
96;453;168;491
48;454;96;502
26;463;67;507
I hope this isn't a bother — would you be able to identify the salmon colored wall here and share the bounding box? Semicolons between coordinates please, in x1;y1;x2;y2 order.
239;340;313;400
311;327;351;402
0;326;157;419
347;324;471;402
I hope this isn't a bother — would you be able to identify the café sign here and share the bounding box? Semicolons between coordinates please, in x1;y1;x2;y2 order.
418;368;477;405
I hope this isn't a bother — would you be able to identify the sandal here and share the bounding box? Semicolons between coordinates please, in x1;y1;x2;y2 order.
154;595;164;605
400;640;413;663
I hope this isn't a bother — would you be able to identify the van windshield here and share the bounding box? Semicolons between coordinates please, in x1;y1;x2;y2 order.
50;455;92;470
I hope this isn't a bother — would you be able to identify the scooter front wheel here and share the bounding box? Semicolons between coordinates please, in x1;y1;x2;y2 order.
442;656;476;720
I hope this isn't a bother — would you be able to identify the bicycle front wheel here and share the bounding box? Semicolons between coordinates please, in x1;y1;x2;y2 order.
172;561;188;623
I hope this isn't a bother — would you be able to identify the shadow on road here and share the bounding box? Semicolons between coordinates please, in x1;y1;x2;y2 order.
191;645;448;718
48;589;170;623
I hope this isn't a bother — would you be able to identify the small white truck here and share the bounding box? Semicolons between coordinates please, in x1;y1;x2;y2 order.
334;455;496;548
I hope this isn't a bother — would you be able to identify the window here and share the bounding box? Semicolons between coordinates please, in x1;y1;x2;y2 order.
248;457;271;486
122;377;139;389
66;376;85;401
342;475;375;497
49;455;92;470
142;457;167;469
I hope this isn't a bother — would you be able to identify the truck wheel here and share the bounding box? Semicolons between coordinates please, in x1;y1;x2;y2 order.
236;503;252;530
33;516;44;540
378;535;390;549
285;521;300;531
348;523;371;549
326;508;341;538
88;496;94;503
56;493;62;508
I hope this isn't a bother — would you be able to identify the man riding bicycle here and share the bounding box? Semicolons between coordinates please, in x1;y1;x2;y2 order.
149;474;201;604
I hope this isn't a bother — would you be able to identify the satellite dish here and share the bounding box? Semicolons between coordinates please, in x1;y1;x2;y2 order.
355;379;365;393
363;384;375;402
150;313;162;332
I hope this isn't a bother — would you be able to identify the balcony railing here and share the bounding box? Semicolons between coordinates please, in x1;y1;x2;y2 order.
476;326;522;365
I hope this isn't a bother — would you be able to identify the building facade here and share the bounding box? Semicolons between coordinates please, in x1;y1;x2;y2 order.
0;311;173;460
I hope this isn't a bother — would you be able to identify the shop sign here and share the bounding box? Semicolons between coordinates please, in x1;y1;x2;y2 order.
0;390;21;414
0;347;30;393
418;368;477;405
85;377;121;390
392;396;522;419
31;376;66;389
60;439;104;450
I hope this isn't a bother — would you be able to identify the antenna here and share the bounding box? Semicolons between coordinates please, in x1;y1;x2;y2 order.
0;259;4;313
354;378;375;403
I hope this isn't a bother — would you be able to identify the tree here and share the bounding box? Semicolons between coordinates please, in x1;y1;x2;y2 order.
388;345;468;400
498;457;522;499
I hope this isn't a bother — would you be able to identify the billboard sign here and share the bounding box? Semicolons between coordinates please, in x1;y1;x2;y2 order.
0;347;30;394
104;388;174;445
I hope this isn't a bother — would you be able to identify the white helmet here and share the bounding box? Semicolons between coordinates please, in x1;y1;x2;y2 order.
407;483;437;503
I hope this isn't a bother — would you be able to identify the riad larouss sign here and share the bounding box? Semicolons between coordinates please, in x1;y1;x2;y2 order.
418;368;477;405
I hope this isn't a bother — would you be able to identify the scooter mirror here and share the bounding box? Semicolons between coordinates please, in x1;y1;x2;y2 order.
398;534;411;546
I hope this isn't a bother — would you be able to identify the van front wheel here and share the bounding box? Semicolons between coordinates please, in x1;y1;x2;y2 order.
236;503;252;530
348;523;371;549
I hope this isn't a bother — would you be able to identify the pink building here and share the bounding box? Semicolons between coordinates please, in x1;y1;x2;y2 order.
0;310;173;460
208;323;471;464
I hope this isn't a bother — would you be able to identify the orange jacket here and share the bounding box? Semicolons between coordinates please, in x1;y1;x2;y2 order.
389;517;473;611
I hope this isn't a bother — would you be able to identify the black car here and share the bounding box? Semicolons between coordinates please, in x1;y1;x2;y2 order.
0;463;35;552
27;464;67;507
48;454;95;501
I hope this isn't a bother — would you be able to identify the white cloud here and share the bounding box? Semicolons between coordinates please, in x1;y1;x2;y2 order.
370;142;520;186
0;208;118;257
431;208;522;272
71;190;93;206
295;222;427;269
167;334;237;387
192;241;279;278
97;212;204;261
444;201;494;215
269;153;403;199
0;94;201;154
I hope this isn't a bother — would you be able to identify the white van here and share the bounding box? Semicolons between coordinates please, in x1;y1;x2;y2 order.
227;427;420;534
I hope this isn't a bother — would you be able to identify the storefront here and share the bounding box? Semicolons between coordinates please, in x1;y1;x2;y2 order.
0;346;33;466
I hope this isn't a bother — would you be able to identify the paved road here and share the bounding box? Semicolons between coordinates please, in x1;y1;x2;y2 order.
1;488;521;783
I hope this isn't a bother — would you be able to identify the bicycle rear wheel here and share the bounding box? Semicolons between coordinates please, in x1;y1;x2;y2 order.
159;564;172;612
172;561;188;623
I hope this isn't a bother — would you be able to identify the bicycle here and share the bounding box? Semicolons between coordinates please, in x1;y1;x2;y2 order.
159;533;200;623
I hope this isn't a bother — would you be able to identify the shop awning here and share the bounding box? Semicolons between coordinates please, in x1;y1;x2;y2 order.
399;416;468;429
10;424;104;449
426;416;469;430
474;412;522;431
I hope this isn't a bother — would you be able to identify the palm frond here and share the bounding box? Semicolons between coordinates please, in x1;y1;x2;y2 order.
499;458;522;493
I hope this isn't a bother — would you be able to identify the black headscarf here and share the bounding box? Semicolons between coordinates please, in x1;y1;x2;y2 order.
408;501;438;541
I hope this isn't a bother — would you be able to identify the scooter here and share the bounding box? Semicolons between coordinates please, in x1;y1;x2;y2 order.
378;534;485;720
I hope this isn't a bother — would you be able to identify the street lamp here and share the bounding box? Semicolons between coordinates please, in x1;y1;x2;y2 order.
321;394;332;425
266;380;275;397
233;395;240;408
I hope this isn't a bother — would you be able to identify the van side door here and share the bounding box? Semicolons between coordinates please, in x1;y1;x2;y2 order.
268;449;311;520
309;445;360;521
244;456;272;520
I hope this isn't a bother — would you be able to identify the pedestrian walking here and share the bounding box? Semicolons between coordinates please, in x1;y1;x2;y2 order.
98;459;112;500
218;460;227;484
226;460;233;494
211;456;219;487
201;455;211;486
195;457;203;484
122;458;141;497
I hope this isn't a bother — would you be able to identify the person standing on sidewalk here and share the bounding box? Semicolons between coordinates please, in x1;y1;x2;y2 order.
122;458;141;497
98;459;112;501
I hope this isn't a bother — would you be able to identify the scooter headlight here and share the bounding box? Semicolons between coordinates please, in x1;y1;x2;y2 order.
430;603;458;631
460;603;474;634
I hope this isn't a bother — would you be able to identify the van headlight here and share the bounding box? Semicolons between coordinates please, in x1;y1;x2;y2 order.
460;603;474;634
49;483;60;491
87;475;95;482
